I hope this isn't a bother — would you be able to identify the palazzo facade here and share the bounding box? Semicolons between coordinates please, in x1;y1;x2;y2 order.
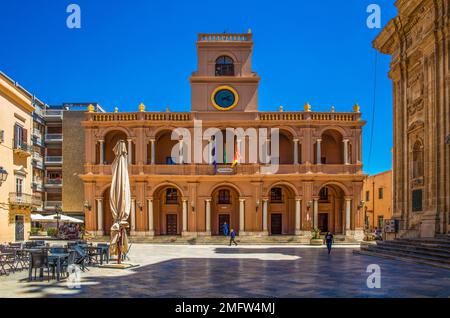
81;32;366;240
374;0;449;237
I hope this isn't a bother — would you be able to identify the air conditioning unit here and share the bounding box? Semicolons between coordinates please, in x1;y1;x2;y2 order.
0;130;4;143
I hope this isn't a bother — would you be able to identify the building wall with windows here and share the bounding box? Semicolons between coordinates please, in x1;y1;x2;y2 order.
374;0;449;237
0;72;36;243
80;32;367;241
362;170;392;230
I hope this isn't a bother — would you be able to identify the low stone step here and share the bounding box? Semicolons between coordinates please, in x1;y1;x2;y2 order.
354;249;450;270
377;241;450;256
381;239;450;251
361;246;450;265
365;244;450;263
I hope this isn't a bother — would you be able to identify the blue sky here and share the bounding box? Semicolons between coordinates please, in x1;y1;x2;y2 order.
0;0;397;175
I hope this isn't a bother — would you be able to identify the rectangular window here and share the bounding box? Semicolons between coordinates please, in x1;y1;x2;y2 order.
319;187;329;201
412;189;423;212
365;191;370;202
270;188;283;203
16;178;23;195
165;188;178;204
218;190;231;204
378;188;384;200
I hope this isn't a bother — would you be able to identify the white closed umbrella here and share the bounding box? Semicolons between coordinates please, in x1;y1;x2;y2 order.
109;140;131;263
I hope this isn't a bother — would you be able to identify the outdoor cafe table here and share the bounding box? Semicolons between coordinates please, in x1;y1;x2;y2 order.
48;253;69;281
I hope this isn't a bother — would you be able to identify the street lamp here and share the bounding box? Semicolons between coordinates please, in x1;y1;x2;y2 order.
54;204;62;237
0;167;8;186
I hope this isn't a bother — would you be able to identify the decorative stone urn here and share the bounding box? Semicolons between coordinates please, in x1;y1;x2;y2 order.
310;228;323;245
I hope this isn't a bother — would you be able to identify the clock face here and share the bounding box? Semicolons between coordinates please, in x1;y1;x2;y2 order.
211;86;239;111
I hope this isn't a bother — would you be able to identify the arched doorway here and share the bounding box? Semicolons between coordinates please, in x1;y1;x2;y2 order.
153;186;182;235
155;130;178;164
317;184;345;234
268;185;295;235
278;130;294;164
211;186;240;235
315;129;344;164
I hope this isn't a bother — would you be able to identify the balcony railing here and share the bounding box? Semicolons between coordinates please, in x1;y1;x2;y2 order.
9;193;42;207
42;110;63;119
198;33;252;42
32;128;42;138
86;110;362;123
32;180;44;192
45;134;63;142
45;156;63;164
85;163;363;176
44;201;62;209
45;178;63;186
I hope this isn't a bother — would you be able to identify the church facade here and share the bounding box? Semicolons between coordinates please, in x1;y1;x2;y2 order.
81;32;366;240
374;0;449;238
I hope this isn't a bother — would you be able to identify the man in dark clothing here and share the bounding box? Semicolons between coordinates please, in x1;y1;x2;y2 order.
324;232;334;254
229;229;238;246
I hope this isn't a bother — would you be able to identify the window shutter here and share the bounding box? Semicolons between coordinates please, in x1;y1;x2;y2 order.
23;128;28;144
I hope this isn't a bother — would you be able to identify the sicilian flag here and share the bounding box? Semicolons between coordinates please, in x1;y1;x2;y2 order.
231;144;240;168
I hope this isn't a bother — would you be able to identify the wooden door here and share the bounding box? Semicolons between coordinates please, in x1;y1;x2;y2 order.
166;214;178;235
271;214;282;235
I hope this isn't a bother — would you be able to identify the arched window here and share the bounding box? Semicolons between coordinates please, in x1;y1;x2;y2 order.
165;188;178;204
218;189;231;204
215;56;234;76
412;141;424;179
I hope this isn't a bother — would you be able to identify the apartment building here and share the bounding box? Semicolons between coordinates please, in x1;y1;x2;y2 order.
0;72;37;242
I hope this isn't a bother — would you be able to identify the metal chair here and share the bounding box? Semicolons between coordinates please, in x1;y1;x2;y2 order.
28;252;52;281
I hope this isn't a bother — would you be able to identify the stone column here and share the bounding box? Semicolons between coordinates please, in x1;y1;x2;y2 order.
239;198;245;234
96;198;103;236
343;139;349;165
316;139;322;164
205;199;211;234
147;198;154;236
345;198;352;233
98;140;104;164
313;198;319;228
295;198;301;235
127;139;133;165
182;199;188;232
130;199;136;235
293;139;299;164
262;199;268;232
150;139;155;165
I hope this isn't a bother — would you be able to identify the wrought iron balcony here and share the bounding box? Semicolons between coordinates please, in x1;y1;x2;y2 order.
44;201;63;209
45;156;63;165
12;139;32;157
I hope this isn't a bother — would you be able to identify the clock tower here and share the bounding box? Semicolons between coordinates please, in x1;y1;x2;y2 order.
190;31;260;112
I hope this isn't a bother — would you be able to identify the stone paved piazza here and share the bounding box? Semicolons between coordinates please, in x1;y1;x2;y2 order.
0;244;449;298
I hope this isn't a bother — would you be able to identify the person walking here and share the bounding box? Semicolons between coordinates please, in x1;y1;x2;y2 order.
222;221;229;237
324;231;334;254
229;229;238;246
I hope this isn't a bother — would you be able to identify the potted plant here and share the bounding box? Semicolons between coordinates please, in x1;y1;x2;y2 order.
310;228;323;245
